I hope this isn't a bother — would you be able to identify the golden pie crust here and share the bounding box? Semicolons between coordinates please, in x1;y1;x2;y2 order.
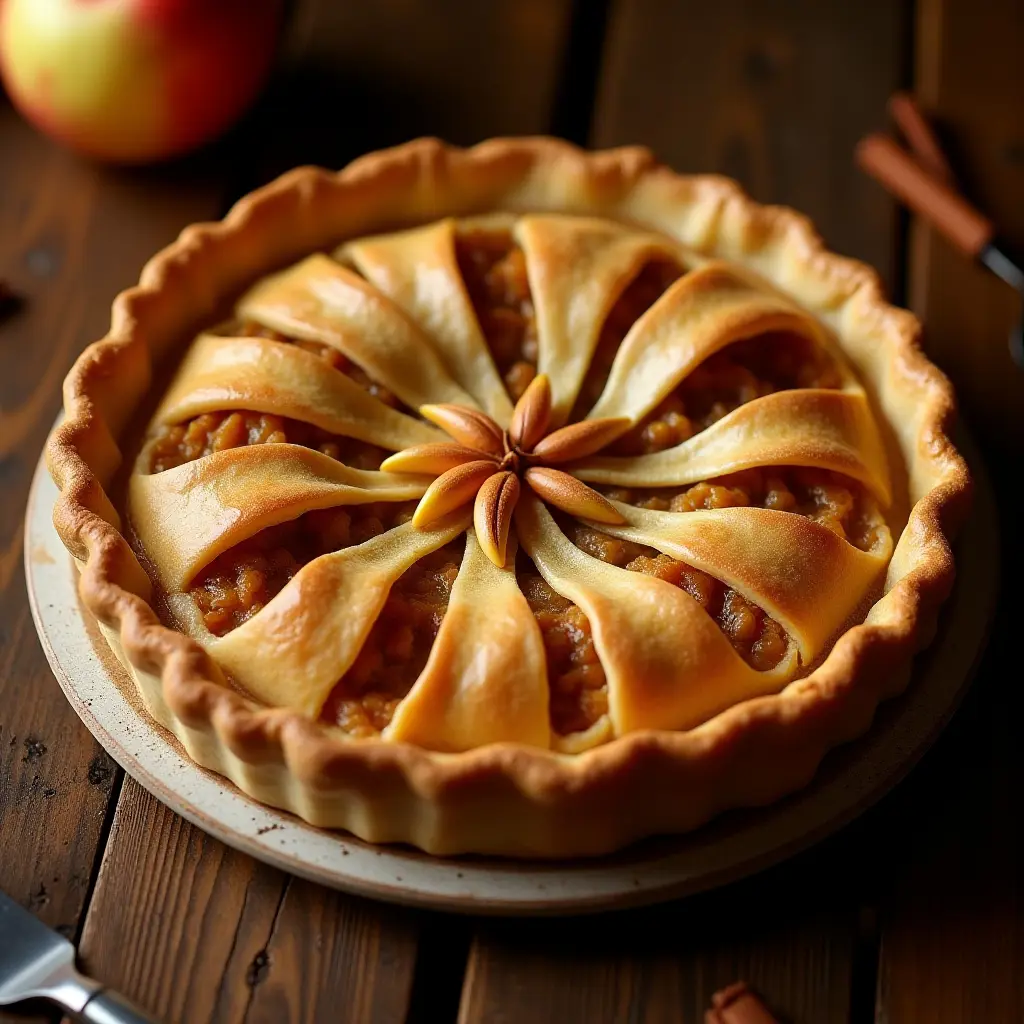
47;138;970;857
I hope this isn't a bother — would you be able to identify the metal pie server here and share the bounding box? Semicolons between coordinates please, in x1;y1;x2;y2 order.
0;888;156;1023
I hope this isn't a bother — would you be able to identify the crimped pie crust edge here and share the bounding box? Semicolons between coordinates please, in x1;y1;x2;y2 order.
45;136;972;858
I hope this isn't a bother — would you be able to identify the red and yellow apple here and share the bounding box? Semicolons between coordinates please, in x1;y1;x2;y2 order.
0;0;284;164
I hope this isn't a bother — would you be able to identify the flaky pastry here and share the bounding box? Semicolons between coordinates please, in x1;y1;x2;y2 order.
47;138;970;857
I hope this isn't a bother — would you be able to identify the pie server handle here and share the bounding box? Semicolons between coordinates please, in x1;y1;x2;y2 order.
79;988;158;1024
855;133;994;256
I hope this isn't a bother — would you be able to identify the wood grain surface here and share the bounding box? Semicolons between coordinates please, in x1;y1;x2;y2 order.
592;0;909;292
1;0;1020;1021
873;2;1024;1020
459;861;863;1024
241;0;575;189
0;98;232;1024
77;785;423;1023
903;0;1024;452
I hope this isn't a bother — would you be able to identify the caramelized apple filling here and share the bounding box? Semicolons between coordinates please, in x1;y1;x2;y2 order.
457;236;685;408
456;229;538;400
563;521;790;673
147;410;387;474
190;501;417;636
604;468;885;552
571;259;685;419
610;332;842;456
148;317;411;473
516;554;607;738
319;540;465;737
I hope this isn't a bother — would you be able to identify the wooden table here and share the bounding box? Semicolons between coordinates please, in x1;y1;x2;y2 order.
2;2;1022;1021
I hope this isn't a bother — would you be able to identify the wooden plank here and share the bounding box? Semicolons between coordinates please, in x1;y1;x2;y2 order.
869;446;1011;1024
459;855;862;1024
0;98;232;1023
458;3;913;1021
76;783;421;1024
905;0;1024;452
246;0;576;185
872;636;1024;1024
875;1;1024;1020
591;0;909;292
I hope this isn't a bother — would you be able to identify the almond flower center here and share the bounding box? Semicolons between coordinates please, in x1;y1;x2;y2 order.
380;375;630;567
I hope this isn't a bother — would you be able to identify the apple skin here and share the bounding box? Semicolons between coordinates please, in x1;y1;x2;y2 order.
0;0;284;164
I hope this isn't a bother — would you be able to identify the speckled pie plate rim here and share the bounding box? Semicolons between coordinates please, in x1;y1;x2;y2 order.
25;428;997;916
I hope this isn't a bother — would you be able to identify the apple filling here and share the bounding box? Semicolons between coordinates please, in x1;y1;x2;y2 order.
456;230;685;405
189;501;417;637
563;521;789;673
147;410;387;474
456;229;540;400
570;259;686;418
140;224;885;747
516;556;608;739
603;468;885;552
609;332;842;456
319;541;465;737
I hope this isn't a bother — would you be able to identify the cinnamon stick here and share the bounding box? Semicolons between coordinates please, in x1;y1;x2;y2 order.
705;981;781;1024
856;133;993;257
888;92;955;184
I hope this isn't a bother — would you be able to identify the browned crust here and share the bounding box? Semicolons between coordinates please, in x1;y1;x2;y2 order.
45;137;972;857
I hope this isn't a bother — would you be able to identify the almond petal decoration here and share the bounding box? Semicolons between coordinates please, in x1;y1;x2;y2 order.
412;459;498;528
473;471;521;567
531;417;631;463
420;403;504;456
508;373;552;451
381;442;491;476
524;467;626;524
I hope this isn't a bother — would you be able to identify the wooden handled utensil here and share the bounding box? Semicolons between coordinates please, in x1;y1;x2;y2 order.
856;91;1024;369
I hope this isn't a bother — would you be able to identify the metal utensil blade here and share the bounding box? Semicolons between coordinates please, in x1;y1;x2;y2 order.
978;244;1024;370
0;890;96;1012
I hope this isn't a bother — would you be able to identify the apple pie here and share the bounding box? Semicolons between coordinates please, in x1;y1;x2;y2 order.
47;138;970;856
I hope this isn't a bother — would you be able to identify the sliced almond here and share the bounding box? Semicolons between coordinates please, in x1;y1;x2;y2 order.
412;460;498;529
524;467;626;525
420;404;504;456
508;373;552;451
531;417;631;463
381;442;491;476
473;471;521;567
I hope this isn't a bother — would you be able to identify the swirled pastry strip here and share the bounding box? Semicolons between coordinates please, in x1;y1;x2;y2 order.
237;253;480;412
587;261;836;424
155;334;442;451
386;533;550;751
515;494;797;741
594;503;892;663
515;214;682;425
575;388;892;503
130;444;431;591
340;219;515;425
203;515;470;715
